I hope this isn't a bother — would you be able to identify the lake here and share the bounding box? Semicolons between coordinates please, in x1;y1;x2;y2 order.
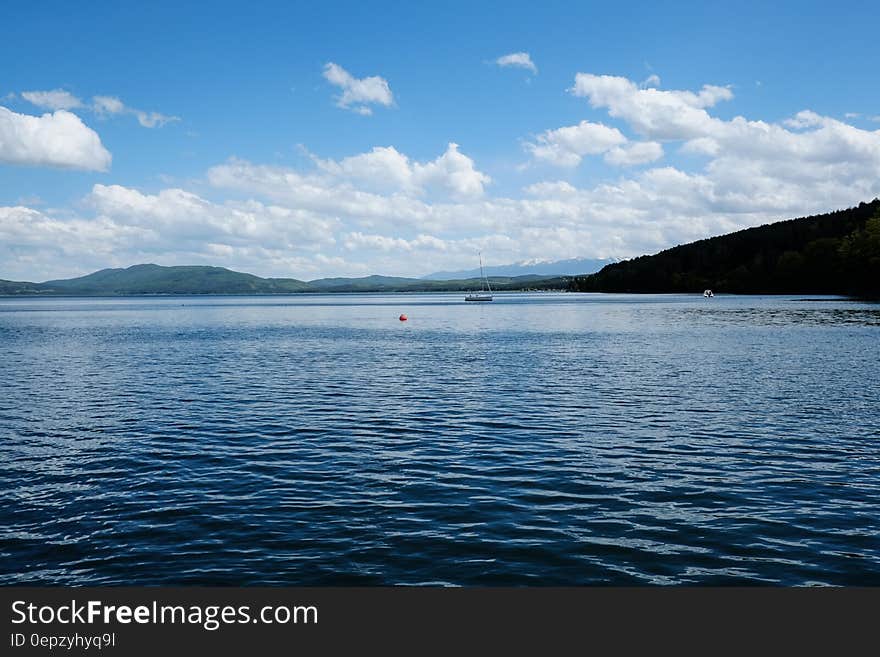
1;293;878;585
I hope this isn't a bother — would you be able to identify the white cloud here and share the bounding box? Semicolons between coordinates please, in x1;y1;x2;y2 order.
15;91;179;128
87;184;337;249
93;96;125;115
0;107;111;170
783;110;823;129
639;74;661;89
523;181;578;197
201;152;774;270
92;95;179;128
571;73;733;140
5;73;880;283
529;73;740;169
207;157;418;224
6;130;880;281
409;143;491;198
314;145;415;190
0;205;147;280
526;120;627;167
216;142;490;204
322;62;394;115
133;111;178;128
0;185;344;281
495;52;537;74
568;72;880;192
21;89;83;110
604;141;664;166
343;232;449;252
199;71;880;277
525;120;662;168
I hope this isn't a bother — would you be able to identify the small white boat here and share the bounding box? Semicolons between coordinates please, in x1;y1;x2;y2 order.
703;289;714;298
465;252;493;302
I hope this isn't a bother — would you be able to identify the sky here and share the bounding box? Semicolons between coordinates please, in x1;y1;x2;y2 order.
2;0;879;281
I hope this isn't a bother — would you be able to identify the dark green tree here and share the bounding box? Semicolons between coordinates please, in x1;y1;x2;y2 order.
570;199;880;296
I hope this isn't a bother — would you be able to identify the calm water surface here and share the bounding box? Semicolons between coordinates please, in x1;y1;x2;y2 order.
1;293;878;585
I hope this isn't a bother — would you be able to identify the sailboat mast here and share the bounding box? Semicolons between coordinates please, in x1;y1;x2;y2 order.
483;253;492;293
479;252;485;292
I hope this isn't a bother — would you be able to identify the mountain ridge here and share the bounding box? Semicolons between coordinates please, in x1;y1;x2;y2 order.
0;264;570;296
422;256;615;280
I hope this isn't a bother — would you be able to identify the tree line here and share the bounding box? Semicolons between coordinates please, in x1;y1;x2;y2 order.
571;200;880;296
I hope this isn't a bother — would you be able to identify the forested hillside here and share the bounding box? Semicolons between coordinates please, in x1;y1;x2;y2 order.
572;200;880;296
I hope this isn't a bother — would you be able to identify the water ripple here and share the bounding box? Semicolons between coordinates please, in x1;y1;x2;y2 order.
1;293;878;585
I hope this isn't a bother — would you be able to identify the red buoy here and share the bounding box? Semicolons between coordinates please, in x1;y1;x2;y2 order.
399;314;408;321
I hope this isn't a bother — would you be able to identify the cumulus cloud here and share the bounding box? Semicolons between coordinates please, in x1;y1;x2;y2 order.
201;150;784;269
571;73;733;140
5;73;880;282
0;185;342;281
412;143;491;198
783;110;824;129
0;107;111;170
565;72;880;192
525;120;661;167
495;52;537;74
604;141;664;166
322;62;394;115
196;73;880;278
214;142;490;206
343;232;449;252
92;95;179;128
522;181;578;197
314;145;415;190
5;136;879;281
206;157;417;224
0;205;147;280
526;121;627;167
87;184;338;249
21;89;83;110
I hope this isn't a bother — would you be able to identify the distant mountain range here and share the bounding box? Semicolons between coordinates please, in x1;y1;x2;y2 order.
422;257;615;280
0;264;570;296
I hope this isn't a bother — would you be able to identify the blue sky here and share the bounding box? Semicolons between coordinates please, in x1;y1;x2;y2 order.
2;0;879;280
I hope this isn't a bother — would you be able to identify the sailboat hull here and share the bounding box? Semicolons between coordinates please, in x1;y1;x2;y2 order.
465;295;493;302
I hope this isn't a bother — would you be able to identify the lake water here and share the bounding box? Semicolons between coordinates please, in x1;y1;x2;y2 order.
1;293;878;585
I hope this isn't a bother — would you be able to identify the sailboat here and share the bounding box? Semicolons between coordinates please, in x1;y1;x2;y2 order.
465;252;493;302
